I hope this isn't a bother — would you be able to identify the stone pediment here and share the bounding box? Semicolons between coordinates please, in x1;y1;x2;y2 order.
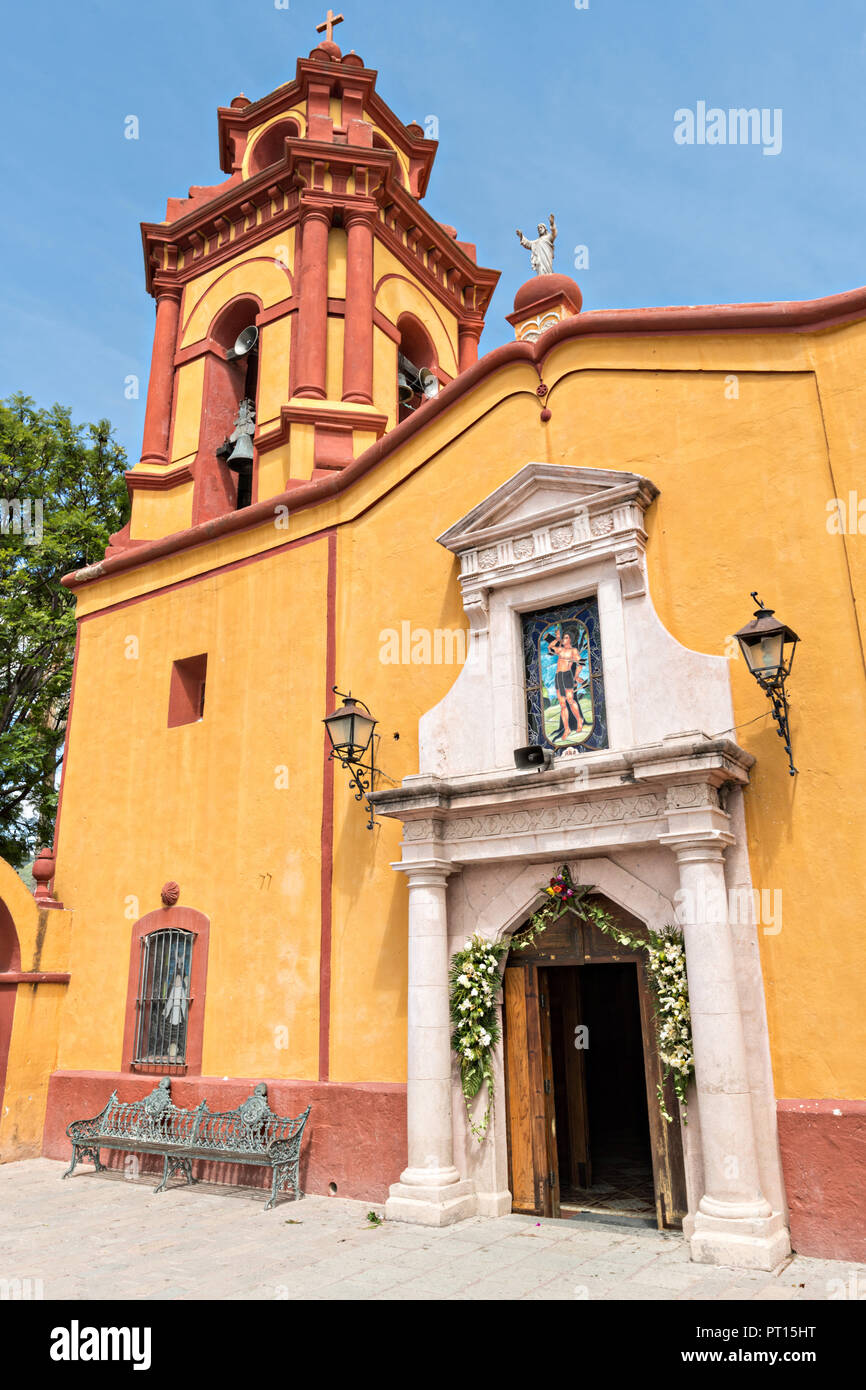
437;464;658;552
436;463;659;606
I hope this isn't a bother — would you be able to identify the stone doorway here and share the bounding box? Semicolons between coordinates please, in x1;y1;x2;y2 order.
502;896;687;1229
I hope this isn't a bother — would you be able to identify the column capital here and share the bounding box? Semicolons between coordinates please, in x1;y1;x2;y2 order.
298;196;335;227
151;283;183;304
391;858;454;886
343;199;379;230
660;830;734;866
458;317;485;342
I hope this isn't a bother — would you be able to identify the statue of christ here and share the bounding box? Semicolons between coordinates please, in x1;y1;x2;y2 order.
516;213;557;276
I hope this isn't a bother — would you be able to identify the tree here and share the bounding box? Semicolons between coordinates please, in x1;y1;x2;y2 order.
0;394;130;868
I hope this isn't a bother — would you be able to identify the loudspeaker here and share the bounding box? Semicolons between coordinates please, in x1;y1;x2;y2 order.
514;745;553;771
226;325;259;361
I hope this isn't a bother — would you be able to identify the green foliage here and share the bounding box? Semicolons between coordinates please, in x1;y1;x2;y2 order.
449;934;509;1141
509;865;694;1124
0;393;129;867
366;1210;384;1227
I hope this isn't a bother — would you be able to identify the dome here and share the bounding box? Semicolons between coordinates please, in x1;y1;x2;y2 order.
513;273;583;315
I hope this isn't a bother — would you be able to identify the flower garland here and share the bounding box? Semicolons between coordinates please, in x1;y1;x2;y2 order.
448;934;509;1141
448;866;694;1140
515;864;694;1122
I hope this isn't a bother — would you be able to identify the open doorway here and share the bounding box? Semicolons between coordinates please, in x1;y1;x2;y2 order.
502;896;687;1229
549;964;655;1220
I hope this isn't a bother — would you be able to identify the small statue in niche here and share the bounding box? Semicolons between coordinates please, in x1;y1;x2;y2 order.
516;213;557;276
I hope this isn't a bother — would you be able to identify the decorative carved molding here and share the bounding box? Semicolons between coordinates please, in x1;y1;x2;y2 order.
436;464;658;627
440;793;666;843
665;784;720;811
402;818;443;842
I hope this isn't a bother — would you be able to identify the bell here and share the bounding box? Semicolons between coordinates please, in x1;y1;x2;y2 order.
419;368;439;399
227;432;254;467
398;371;416;406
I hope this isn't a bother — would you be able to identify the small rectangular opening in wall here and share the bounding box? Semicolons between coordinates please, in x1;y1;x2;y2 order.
168;654;208;728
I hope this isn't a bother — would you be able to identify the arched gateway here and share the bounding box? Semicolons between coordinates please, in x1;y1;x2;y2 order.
372;462;791;1271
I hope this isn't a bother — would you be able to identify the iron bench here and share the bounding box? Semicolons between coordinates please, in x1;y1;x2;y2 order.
63;1079;311;1210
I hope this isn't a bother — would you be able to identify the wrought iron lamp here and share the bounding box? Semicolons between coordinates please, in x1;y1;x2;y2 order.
734;593;800;776
323;688;378;828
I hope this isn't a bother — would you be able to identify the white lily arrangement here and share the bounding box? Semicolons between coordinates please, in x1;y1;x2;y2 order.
448;933;508;1142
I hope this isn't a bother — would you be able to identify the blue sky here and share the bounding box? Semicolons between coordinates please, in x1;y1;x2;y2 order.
1;0;864;462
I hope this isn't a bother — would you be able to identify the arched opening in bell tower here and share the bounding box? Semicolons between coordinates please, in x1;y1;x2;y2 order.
396;313;439;422
199;295;261;516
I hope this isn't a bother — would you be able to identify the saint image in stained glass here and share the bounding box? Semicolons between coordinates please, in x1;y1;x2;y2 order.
522;599;608;754
540;619;593;746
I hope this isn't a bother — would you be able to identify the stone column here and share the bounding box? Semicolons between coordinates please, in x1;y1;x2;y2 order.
662;830;790;1270
294;202;332;400
342;205;375;405
385;860;477;1226
458;318;484;373
140;289;181;465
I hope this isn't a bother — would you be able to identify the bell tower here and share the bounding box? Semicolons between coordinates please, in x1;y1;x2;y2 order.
116;18;499;552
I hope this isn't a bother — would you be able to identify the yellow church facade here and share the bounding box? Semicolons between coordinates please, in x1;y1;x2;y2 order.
1;30;864;1269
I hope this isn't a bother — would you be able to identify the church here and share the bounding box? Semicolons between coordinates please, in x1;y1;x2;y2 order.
1;15;864;1272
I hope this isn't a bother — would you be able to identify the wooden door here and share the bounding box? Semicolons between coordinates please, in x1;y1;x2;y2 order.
557;969;592;1189
635;959;689;1229
503;963;559;1216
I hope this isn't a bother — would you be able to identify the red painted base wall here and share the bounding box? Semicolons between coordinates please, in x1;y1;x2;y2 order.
777;1099;866;1262
43;1071;407;1203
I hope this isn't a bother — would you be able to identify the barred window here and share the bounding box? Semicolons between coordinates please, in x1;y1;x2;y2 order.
132;929;194;1071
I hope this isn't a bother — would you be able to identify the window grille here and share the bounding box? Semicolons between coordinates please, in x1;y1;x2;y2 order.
132;929;194;1071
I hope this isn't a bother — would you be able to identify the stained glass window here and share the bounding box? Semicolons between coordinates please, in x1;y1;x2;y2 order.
522;598;608;754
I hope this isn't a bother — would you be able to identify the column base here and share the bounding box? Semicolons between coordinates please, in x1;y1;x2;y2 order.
689;1209;791;1271
476;1189;513;1218
385;1178;477;1227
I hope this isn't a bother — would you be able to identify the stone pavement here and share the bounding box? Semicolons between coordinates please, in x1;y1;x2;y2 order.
1;1159;863;1301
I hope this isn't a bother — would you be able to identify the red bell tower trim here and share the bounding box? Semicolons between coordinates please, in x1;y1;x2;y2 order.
140;289;181;465
342;202;377;404
294;200;333;399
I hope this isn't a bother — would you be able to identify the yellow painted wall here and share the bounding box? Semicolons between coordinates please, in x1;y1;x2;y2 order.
257;316;292;431
52;539;330;1082
325;316;345;402
373;241;459;375
129;480;195;542
30;313;866;1107
0;857;72;1159
179;234;296;348
328;229;347;301
169;358;205;464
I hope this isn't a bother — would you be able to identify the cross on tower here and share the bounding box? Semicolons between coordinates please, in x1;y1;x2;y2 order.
316;8;344;43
